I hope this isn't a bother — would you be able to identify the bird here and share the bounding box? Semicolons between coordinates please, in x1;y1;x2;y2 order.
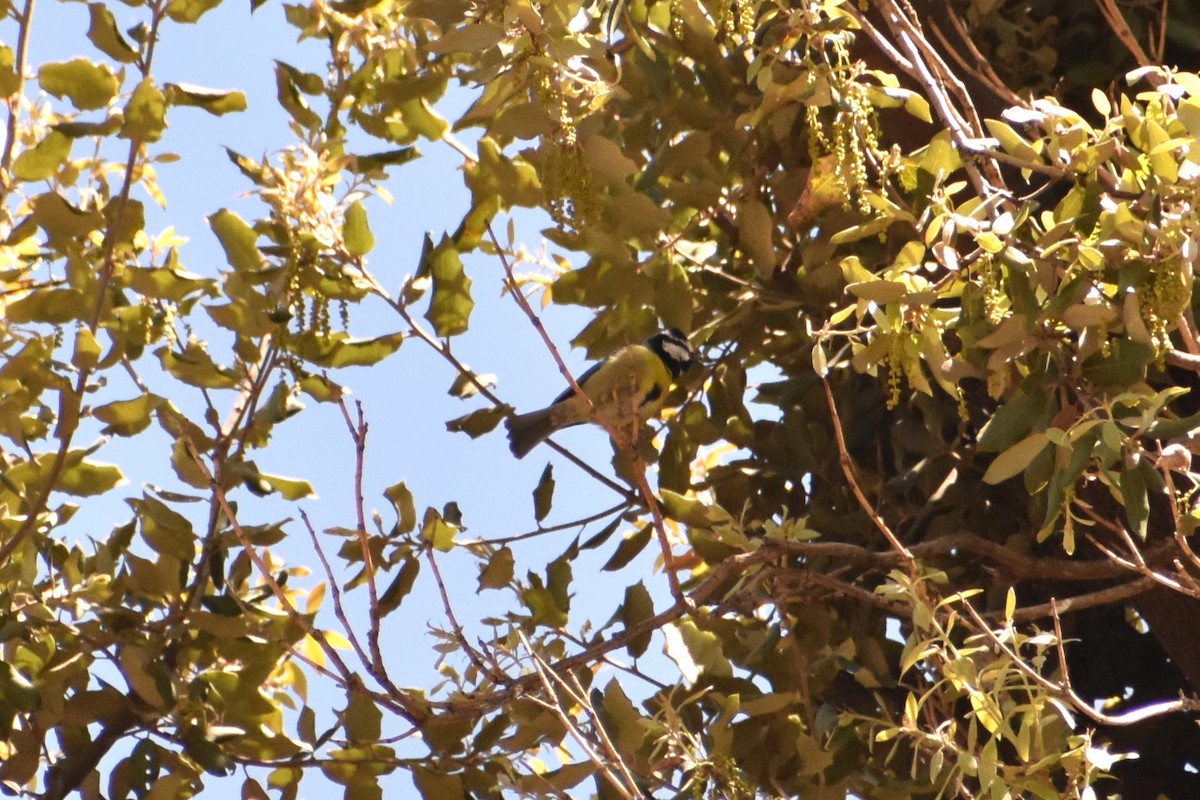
505;328;696;459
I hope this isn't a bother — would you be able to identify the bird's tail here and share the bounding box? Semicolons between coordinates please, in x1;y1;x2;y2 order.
505;408;555;459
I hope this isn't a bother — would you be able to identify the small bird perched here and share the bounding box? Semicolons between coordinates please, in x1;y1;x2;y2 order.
505;329;696;459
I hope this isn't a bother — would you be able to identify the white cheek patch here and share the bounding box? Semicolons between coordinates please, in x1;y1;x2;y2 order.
661;341;691;363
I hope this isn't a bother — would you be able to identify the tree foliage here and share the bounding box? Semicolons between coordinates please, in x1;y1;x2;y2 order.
4;0;1200;798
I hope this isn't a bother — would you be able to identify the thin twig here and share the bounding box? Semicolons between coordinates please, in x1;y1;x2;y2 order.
819;375;916;567
300;510;374;677
477;501;630;545
185;436;429;724
425;547;507;683
1093;0;1153;69
0;0;36;183
518;632;641;799
961;597;1199;726
336;398;388;676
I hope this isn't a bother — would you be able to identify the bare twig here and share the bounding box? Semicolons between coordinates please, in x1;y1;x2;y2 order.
1010;577;1156;623
184;436;430;724
478;501;630;545
300;510;374;677
960;597;1200;726
425;547;507;683
336;398;390;677
1093;0;1153;69
0;0;167;566
0;0;35;182
518;632;641;799
1049;599;1197;725
819;375;916;568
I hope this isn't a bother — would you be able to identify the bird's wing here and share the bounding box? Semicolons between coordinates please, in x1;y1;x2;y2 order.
549;357;609;406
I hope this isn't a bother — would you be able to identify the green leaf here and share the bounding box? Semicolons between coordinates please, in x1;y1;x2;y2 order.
274;60;321;130
121;77;167;142
478;546;514;590
159;343;240;389
256;473;316;500
520;574;568;627
663;619;733;681
1121;461;1150;540
533;463;555;522
71;324;102;370
130;495;196;560
412;768;463;800
0;44;19;96
400;97;449;141
87;3;140;63
30;192;104;247
121;263;217;303
349;147;420;174
52;116;122;137
660;490;732;527
58;460;125;496
327;332;405;368
224;147;267;184
12;131;72;181
298;374;344;403
420;508;457;552
580;515;622;550
94;394;165;436
208;209;263;271
4;287;90;323
164;83;247;116
378;555;420;616
171;438;209;488
343;200;375;256
38;58;119;110
427;22;505;54
0;663;40;712
343;690;382;742
602;525;652;572
984;118;1040;163
982;432;1050;484
445;406;506;438
736;196;777;275
621;581;654;658
1081;338;1154;387
423;235;474;337
384;481;417;534
165;0;222;23
977;385;1049;452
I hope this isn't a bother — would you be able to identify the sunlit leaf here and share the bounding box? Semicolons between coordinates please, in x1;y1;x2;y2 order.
982;432;1050;485
420;508;457;552
384;481;417;535
121;77;168;141
423;235;473;337
58;460;126;497
343;200;375;256
165;0;222;23
601;525;651;571
208;209;263;272
378;555;420;616
87;3;140;63
621;581;654;658
532;463;554;523
164;83;248;116
12;131;72;181
38;58;119;110
478;546;513;590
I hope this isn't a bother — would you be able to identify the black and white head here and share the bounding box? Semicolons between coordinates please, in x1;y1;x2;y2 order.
646;328;695;377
